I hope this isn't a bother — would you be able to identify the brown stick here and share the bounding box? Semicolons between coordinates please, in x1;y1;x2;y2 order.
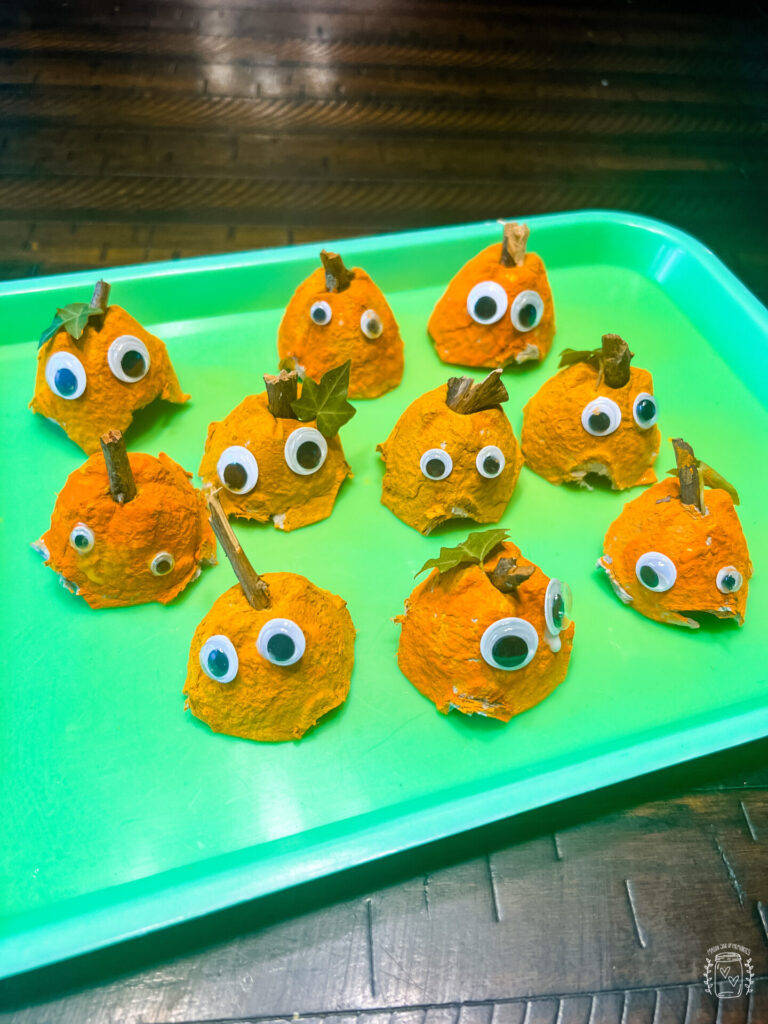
487;558;535;593
672;438;704;512
207;492;270;609
500;222;530;267
100;429;137;504
90;279;111;311
264;369;299;419
446;368;509;414
320;250;355;292
601;333;633;388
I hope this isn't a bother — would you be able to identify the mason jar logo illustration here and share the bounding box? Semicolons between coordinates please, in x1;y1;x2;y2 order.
714;951;743;999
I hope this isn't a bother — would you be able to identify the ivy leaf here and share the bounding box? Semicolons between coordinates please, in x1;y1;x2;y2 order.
416;528;509;578
38;314;63;348
558;347;603;371
291;360;356;437
38;302;105;349
665;461;740;505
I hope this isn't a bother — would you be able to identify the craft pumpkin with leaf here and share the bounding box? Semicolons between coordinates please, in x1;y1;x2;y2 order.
599;439;752;629
34;430;215;609
185;494;355;743
522;333;660;490
396;529;574;721
277;249;404;399
31;280;188;454
428;222;555;368
199;362;355;531
378;369;523;535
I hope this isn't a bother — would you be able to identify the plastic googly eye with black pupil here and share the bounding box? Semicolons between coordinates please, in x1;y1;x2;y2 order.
200;634;238;683
480;618;538;671
150;551;175;577
310;300;332;326
419;448;453;480
107;335;151;383
466;281;508;325
716;565;743;594
476;445;505;479
360;309;383;339
284;427;328;476
632;391;658;428
257;618;306;667
544;578;572;635
581;396;622;437
635;551;677;592
45;351;87;400
69;522;94;553
217;445;259;494
510;290;544;332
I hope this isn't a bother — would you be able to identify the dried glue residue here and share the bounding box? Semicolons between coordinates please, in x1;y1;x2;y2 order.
184;574;355;742
39;451;215;609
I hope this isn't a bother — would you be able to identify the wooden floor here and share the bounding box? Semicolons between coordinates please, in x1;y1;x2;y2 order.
1;2;768;1022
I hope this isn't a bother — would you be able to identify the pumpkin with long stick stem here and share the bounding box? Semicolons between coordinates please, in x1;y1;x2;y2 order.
378;369;523;534
277;250;404;399
199;363;355;531
31;280;188;454
522;333;660;490
599;439;752;628
184;494;355;742
428;222;555;368
396;529;574;721
33;430;215;608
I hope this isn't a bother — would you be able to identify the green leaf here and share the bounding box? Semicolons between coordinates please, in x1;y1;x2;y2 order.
291;360;356;437
415;528;509;578
558;347;602;370
665;461;740;505
38;314;63;348
55;302;105;341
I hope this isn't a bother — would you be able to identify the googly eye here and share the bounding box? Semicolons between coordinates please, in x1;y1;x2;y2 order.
360;309;383;339
284;427;328;476
420;448;452;480
45;351;87;400
257;618;306;666
635;551;677;592
69;522;94;553
544;578;573;635
632;391;658;428
150;551;175;577
217;445;259;494
467;281;508;324
107;335;150;383
200;634;239;683
581;397;622;437
476;445;505;479
716;566;743;594
310;300;332;326
480;617;538;671
510;290;544;332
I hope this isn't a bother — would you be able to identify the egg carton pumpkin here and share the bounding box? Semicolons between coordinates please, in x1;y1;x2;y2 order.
428;222;555;368
277;249;404;399
396;529;574;721
521;333;660;490
184;494;355;742
378;369;523;534
30;280;188;454
599;438;752;629
199;362;355;532
33;429;215;609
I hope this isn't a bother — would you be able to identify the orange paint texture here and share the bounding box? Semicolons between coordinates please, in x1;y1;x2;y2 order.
378;383;523;534
31;306;188;454
428;244;555;368
277;259;403;399
397;541;574;721
599;476;752;628
521;362;660;489
37;451;215;609
184;574;355;742
199;391;351;531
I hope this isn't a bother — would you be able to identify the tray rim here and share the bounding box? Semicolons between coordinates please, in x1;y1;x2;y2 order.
2;208;767;980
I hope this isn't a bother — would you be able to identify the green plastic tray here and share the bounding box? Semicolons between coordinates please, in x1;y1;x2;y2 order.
1;211;766;980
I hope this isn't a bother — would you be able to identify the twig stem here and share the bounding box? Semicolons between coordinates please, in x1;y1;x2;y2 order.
207;492;270;609
100;429;137;504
